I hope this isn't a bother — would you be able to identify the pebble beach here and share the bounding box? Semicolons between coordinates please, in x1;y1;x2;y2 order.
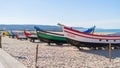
2;36;120;68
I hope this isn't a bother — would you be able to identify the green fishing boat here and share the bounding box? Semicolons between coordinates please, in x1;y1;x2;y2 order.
34;26;95;45
37;30;67;45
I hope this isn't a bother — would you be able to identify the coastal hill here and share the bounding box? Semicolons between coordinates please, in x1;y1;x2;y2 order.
0;24;120;32
0;24;84;31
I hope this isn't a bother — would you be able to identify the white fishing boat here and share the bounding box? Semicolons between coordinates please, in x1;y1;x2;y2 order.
58;23;120;50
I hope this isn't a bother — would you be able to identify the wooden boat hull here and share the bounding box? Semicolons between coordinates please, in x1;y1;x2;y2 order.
34;25;95;45
16;34;27;40
28;36;38;42
67;38;120;47
24;30;39;42
62;25;120;49
8;31;16;38
37;32;67;45
28;36;38;39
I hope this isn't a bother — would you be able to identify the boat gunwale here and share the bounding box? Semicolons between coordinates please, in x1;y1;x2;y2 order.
64;27;120;37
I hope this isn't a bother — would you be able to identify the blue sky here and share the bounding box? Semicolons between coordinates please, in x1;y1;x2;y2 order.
0;0;120;29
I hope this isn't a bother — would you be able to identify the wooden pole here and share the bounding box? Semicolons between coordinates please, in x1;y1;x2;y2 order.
0;36;2;48
109;43;112;62
35;44;39;68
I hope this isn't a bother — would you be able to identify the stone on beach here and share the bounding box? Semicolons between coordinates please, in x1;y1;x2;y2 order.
2;36;120;68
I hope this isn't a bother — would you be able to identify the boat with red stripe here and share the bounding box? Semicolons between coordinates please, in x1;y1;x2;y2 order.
58;23;120;50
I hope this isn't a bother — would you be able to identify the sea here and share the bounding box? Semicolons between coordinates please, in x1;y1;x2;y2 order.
95;29;120;33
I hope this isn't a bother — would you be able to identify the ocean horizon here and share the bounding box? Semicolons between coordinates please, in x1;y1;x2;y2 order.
94;29;120;33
